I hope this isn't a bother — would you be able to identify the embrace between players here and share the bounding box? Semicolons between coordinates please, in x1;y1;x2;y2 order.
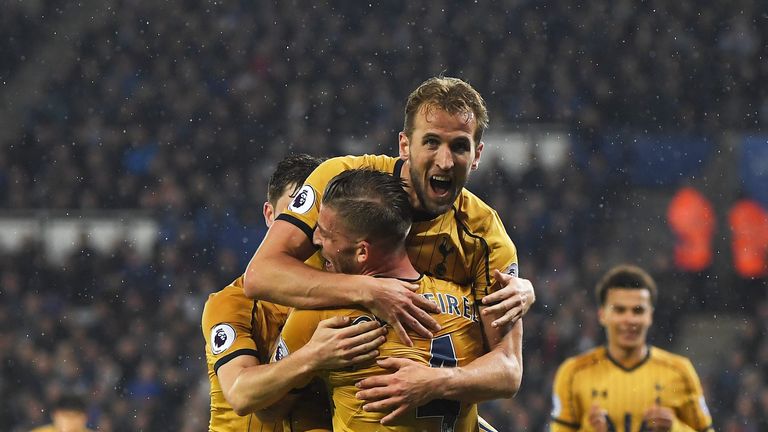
201;76;714;432
203;76;530;431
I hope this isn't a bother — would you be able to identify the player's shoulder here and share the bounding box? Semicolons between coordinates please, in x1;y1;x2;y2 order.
649;345;696;370
559;346;608;373
204;276;249;306
318;154;398;173
454;188;503;229
202;276;253;323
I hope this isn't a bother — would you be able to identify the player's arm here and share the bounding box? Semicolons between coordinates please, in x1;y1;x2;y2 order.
220;315;387;415
549;358;583;432
355;270;524;424
478;211;536;327
244;216;440;346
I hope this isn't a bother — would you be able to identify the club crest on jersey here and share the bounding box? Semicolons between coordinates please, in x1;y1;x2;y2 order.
434;236;456;277
210;324;236;355
288;185;315;214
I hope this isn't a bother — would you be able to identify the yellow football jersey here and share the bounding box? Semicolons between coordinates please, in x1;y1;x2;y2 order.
202;276;289;432
278;154;518;299
550;346;713;432
273;275;485;432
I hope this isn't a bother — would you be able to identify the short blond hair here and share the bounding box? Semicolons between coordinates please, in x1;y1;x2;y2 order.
403;76;489;144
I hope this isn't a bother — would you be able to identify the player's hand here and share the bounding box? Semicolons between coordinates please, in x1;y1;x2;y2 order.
354;357;441;425
481;269;535;328
361;277;440;347
643;405;675;432
306;316;388;370
588;404;609;432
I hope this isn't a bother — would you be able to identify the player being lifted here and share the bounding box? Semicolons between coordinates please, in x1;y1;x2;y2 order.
202;154;387;432
272;169;522;431
245;77;534;418
550;265;714;432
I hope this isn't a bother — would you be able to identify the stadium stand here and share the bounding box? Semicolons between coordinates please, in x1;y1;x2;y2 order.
2;1;766;430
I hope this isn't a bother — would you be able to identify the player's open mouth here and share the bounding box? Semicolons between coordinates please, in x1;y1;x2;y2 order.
429;175;452;196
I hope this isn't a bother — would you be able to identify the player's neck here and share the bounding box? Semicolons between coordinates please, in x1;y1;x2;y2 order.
363;249;420;280
399;160;424;212
607;342;649;368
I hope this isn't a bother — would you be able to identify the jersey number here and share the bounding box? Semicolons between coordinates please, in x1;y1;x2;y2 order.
416;335;461;432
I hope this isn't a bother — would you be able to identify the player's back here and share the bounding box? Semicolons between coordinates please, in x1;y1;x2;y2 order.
276;275;485;432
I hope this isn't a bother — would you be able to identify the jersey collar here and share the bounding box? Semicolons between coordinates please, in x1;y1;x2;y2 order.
605;345;652;372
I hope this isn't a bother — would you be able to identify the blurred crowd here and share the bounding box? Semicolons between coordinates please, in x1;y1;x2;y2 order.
2;0;766;430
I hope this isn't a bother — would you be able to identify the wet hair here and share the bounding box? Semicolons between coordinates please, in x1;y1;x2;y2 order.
267;154;325;206
322;169;412;247
403;76;489;144
54;393;87;412
595;264;658;306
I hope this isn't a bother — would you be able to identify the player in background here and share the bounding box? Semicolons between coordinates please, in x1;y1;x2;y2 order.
29;393;94;432
202;154;387;432
272;169;522;431
245;77;534;417
550;265;714;432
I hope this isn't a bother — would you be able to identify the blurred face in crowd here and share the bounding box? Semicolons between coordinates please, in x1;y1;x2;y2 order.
598;288;653;353
399;104;483;215
263;182;299;227
313;205;362;275
52;409;88;432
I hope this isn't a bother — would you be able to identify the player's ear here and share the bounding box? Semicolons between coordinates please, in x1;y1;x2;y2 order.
471;141;484;171
399;131;410;161
263;202;275;228
597;306;607;326
356;241;371;264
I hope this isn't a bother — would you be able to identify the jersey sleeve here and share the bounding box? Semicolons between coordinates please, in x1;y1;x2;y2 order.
550;358;582;432
271;309;323;362
277;155;398;240
202;285;259;374
476;209;519;300
674;359;713;432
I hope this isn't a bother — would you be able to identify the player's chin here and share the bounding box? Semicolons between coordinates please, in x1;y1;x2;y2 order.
423;195;455;214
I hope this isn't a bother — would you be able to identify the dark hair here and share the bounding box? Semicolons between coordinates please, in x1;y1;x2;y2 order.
54;393;87;412
595;264;658;306
322;169;412;247
267;154;325;206
403;76;489;144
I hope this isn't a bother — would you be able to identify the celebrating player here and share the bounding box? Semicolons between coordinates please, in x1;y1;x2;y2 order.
245;77;534;342
272;169;522;431
201;154;387;431
550;264;714;432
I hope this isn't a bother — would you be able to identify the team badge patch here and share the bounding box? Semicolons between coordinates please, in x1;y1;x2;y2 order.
698;395;710;417
503;262;519;277
271;337;290;362
550;394;562;417
210;324;236;355
288;185;315;214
